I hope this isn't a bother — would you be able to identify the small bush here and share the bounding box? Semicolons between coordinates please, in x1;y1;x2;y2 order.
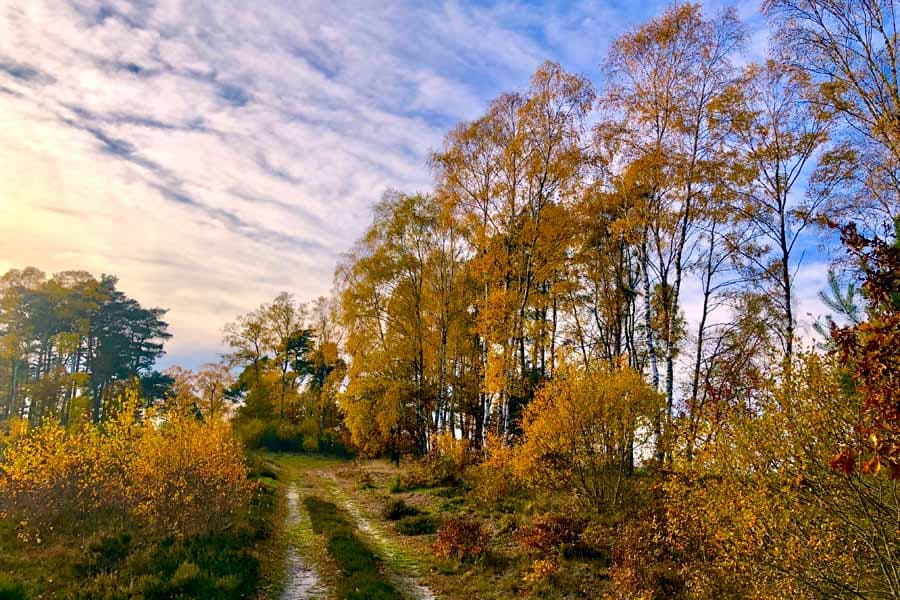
77;532;133;575
396;515;438;536
244;421;304;452
517;513;586;556
382;499;421;521
248;483;277;540
577;521;612;559
469;432;521;504
234;418;266;449
431;516;488;561
277;422;304;452
317;431;352;457
355;470;375;490
522;557;559;584
608;510;684;600
401;433;475;489
247;455;280;482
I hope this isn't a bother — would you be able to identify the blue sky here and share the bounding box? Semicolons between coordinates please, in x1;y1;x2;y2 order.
1;0;830;369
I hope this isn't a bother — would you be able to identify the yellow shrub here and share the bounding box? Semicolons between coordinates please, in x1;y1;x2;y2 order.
404;432;474;488
470;432;520;503
522;557;559;584
131;416;254;537
0;401;253;541
513;365;661;510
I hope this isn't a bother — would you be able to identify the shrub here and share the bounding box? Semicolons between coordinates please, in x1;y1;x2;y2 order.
140;532;261;599
77;532;133;575
396;433;475;490
468;433;522;505
517;513;586;556
431;516;488;561
0;406;274;600
131;417;254;537
513;366;661;510
355;470;375;490
577;521;612;559
276;422;304;451
607;508;684;600
317;431;352;457
381;499;421;521
0;418;27;458
0;401;255;540
396;515;438;536
243;421;304;452
234;418;266;449
522;557;559;584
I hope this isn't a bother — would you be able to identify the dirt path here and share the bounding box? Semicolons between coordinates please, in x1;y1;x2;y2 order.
280;483;327;600
273;455;437;600
320;472;437;600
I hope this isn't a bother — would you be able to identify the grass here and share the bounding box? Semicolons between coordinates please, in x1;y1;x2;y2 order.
325;459;615;600
395;515;438;536
381;498;422;520
0;576;27;600
265;453;613;599
0;458;279;600
303;496;402;600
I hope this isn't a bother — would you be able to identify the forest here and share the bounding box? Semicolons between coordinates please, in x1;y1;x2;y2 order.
1;0;899;598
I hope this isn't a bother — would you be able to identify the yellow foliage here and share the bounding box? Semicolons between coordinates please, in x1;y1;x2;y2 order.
641;353;898;599
130;416;253;536
471;432;520;503
512;364;662;510
522;557;559;584
0;397;253;541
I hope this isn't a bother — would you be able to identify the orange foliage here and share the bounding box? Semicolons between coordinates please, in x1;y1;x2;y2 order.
431;516;488;561
517;513;585;555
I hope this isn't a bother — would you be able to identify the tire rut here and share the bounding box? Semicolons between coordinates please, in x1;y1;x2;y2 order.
319;471;437;600
280;483;328;600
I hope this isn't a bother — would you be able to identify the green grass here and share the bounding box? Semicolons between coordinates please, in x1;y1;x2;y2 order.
381;498;422;521
0;576;27;600
395;515;438;536
303;496;402;600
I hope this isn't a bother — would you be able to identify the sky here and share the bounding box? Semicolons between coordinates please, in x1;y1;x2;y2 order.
0;0;830;369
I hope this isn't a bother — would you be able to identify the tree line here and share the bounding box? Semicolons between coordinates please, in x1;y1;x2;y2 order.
336;1;899;468
0;267;170;425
